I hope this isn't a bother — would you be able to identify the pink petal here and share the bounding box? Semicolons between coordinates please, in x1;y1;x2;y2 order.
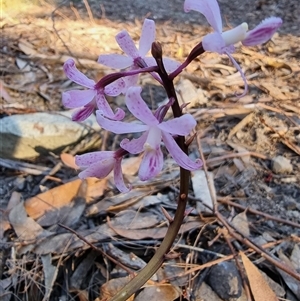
242;17;282;46
114;159;130;192
122;74;139;91
138;147;164;181
143;57;157;67
78;159;115;179
71;103;95;121
139;19;156;57
162;132;202;170
202;32;225;54
76;151;115;166
76;151;116;178
104;79;126;96
120;132;148;154
184;0;222;32
97;54;133;69
63;59;95;89
96;91;125;120
125;86;159;126
144;126;162;150
143;57;180;73
116;30;140;59
158;114;196;136
62;89;96;108
162;58;181;73
96;111;149;134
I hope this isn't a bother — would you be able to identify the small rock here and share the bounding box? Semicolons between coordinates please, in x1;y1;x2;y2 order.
236;130;245;140
266;220;275;228
176;78;208;107
290;210;300;219
284;199;297;210
13;176;26;190
253;235;268;246
272;156;293;174
0;112;99;159
195;282;223;301
0;187;7;195
26;175;33;183
208;262;242;301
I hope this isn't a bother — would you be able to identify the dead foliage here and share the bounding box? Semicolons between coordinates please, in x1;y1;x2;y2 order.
0;1;300;301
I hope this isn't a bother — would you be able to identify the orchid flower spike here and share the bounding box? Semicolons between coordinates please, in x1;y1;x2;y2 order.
75;149;130;193
96;86;202;181
184;0;282;96
62;59;125;121
98;19;180;88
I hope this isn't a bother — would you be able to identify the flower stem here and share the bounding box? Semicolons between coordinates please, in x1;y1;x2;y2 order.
169;42;204;80
109;42;192;301
110;175;189;301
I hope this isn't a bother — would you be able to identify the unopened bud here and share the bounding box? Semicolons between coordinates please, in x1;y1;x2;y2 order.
151;41;163;60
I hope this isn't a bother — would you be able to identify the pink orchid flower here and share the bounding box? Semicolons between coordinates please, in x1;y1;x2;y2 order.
98;19;180;87
75;149;129;193
184;0;282;96
96;86;202;181
62;58;125;121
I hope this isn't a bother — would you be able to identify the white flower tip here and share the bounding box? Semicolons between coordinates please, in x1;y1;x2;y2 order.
144;18;155;25
241;22;248;31
143;143;153;151
222;23;248;47
262;16;283;27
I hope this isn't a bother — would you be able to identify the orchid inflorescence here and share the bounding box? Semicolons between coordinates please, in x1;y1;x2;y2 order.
62;0;282;193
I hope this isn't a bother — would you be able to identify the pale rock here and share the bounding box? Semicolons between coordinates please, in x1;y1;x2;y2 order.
272;155;293;174
176;78;208;107
0;111;99;159
195;282;223;301
13;176;26;190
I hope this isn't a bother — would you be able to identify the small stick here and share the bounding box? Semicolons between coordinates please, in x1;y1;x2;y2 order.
83;0;96;25
58;223;135;276
224;234;253;301
218;197;300;229
215;213;300;282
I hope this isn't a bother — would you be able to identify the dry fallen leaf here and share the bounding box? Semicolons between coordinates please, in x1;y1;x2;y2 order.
25;178;107;219
41;254;58;301
240;252;278;301
0;191;22;239
276;249;300;297
9;202;51;242
232;211;250;237
134;284;181;301
0;79;12;102
60;153;79;169
191;170;214;213
25;179;83;219
108;215;201;240
100;276;135;301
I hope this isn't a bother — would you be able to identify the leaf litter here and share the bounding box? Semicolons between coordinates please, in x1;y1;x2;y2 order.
1;0;300;300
